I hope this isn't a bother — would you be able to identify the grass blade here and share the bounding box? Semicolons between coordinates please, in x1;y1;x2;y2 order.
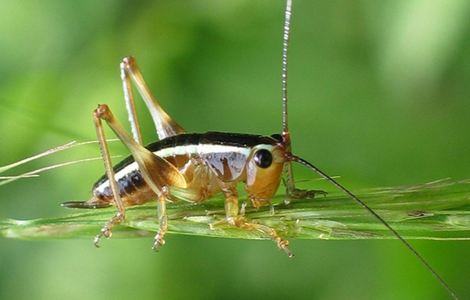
1;179;469;241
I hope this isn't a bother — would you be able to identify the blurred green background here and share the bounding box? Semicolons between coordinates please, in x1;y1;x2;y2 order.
0;0;469;299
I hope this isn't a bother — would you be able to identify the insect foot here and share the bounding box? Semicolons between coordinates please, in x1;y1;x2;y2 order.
93;228;111;248
211;216;294;258
152;232;166;251
94;212;125;247
275;236;293;258
257;225;293;258
285;188;327;204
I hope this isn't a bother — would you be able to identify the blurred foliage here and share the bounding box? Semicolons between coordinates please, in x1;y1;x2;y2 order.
0;0;469;299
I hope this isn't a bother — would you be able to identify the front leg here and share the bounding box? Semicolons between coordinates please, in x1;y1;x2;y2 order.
283;162;327;204
286;184;327;200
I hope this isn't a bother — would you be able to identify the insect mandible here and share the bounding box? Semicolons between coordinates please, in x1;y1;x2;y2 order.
62;1;458;298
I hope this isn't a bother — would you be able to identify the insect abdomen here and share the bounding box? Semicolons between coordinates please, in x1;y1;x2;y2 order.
95;168;144;198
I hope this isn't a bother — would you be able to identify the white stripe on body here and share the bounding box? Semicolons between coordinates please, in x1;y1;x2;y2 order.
94;144;253;194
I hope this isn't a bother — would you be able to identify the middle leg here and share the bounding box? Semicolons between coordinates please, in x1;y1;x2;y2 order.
92;107;126;247
219;182;293;257
152;190;169;251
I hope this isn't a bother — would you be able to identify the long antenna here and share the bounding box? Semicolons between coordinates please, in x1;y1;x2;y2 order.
290;155;459;300
281;0;292;136
281;0;458;298
280;0;297;196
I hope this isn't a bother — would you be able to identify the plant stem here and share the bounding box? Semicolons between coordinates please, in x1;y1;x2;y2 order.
1;179;469;241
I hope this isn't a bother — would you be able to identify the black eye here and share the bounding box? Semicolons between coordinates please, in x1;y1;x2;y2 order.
254;149;272;168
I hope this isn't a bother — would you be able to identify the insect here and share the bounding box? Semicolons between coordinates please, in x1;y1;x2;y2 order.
62;0;458;298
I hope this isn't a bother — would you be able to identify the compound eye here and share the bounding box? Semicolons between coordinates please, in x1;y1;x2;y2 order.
254;149;272;168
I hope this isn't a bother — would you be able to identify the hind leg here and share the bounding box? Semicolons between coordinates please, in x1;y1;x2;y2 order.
120;56;185;141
